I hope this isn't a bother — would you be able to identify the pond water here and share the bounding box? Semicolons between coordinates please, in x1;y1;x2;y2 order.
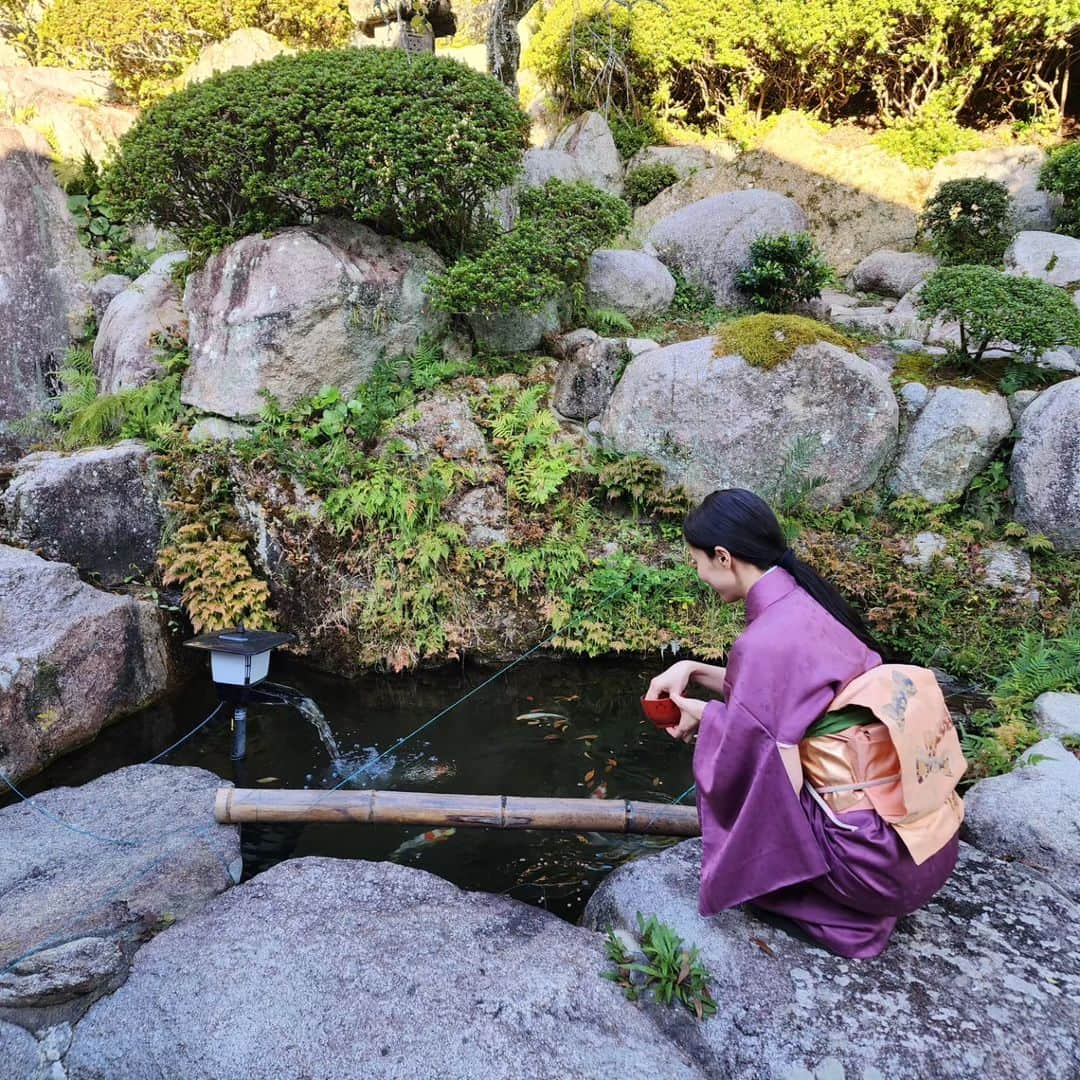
10;656;698;921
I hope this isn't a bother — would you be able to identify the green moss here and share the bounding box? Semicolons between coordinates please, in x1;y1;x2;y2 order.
715;314;856;369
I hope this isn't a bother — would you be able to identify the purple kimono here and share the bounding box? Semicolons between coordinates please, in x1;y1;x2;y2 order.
693;567;958;959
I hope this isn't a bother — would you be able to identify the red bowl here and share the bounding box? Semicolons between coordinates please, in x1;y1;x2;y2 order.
641;695;681;728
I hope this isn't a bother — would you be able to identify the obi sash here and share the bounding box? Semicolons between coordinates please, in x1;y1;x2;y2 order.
799;665;966;865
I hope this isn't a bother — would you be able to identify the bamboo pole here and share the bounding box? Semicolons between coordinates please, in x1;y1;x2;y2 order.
215;788;700;836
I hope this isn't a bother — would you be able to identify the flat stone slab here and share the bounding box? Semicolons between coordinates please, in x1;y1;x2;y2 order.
583;840;1079;1079
66;857;706;1079
0;765;239;1025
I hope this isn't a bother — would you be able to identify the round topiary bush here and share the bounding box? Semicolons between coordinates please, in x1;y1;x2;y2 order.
103;48;530;254
919;178;1014;266
38;0;351;104
734;232;833;313
918;265;1080;365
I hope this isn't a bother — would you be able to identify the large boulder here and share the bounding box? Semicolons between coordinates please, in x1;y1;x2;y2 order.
890;386;1012;503
644;190;808;307
93;252;188;394
66;857;705;1079
930;147;1054;230
1011;377;1080;551
551;111;624;194
177;28;293;87
1034;692;1080;740
600;337;898;504
468;300;559;354
0;126;91;460
633;114;923;273
627;145;732;180
583;840;1080;1079
0;546;171;782
0;69;134;163
182;222;449;419
1004;230;1080;287
0;441;164;584
551;329;638;421
0;765;239;1027
963;739;1080;903
849;249;937;298
585;248;675;320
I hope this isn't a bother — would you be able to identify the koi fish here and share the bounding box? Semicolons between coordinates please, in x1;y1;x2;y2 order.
390;827;456;858
517;711;570;722
401;761;457;782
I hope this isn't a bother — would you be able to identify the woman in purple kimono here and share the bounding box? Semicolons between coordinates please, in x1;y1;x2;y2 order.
648;489;961;959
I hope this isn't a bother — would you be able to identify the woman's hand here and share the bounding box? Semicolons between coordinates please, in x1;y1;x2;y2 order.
645;659;698;702
666;693;706;743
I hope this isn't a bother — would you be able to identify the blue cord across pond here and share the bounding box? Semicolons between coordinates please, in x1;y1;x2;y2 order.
324;572;645;795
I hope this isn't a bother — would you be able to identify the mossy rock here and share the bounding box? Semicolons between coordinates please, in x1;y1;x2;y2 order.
714;314;856;369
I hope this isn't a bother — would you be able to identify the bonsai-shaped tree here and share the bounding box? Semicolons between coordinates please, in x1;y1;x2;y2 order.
919;265;1080;365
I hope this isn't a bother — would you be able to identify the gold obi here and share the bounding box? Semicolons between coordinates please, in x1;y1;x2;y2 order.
800;723;900;815
801;664;967;865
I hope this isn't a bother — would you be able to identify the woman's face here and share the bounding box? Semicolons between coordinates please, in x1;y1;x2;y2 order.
688;544;741;602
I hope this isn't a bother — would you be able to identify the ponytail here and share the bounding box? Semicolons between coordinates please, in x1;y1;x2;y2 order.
684;489;886;658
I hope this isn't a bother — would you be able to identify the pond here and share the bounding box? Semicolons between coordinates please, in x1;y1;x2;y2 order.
10;655;698;921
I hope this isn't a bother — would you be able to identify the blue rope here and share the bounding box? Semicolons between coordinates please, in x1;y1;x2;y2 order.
0;770;137;847
324;573;643;794
146;701;226;764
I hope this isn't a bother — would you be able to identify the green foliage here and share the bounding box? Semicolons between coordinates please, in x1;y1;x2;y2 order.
918;266;1080;365
0;0;42;62
734;232;833;312
919;178;1014;266
481;384;580;507
1039;141;1080;237
609;112;662;160
603;915;717;1019
429;180;630;314
764;434;828;527
527;0;1078;130
583;307;635;336
63;153;148;276
716;314;855;369
103;49;530;255
961;623;1080;778
623;162;679;207
40;346;187;450
875;111;982;168
38;0;351;104
593;451;693;519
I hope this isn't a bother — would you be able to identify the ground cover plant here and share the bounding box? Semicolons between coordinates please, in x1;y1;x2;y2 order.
103;48;530;255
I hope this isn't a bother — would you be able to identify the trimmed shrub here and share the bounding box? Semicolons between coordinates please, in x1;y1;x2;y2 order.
735;232;833;313
609;112;662;160
918;265;1080;364
1039;142;1080;238
38;0;351;104
623;162;679;207
526;0;1078;130
919;178;1014;266
102;49;530;255
429;179;631;314
715;314;855;369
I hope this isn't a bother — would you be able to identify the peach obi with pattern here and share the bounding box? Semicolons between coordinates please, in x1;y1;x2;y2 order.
800;665;966;865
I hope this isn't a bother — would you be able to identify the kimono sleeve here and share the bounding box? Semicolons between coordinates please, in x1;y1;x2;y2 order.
693;696;830;914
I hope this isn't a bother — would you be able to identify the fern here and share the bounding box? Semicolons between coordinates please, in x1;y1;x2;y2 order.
586;307;635;336
991;625;1080;723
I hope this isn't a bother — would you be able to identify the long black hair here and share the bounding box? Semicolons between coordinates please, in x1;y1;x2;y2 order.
683;488;885;657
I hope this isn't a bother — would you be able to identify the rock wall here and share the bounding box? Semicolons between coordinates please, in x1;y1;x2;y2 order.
0;126;91;460
0;546;172;782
